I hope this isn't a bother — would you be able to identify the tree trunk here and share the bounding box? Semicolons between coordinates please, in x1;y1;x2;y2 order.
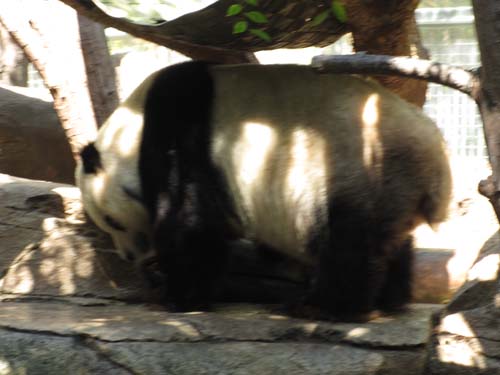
0;23;28;86
0;0;98;160
344;0;427;107
472;1;500;223
78;14;119;127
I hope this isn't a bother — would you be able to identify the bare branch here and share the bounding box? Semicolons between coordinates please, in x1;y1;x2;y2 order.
312;54;481;101
58;0;357;62
59;0;258;63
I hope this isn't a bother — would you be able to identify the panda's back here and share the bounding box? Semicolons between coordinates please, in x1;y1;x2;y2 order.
209;64;450;258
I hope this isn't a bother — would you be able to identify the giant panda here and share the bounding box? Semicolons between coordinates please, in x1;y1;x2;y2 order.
77;60;452;319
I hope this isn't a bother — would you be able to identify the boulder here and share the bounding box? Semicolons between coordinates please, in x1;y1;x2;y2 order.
0;85;75;184
427;231;500;374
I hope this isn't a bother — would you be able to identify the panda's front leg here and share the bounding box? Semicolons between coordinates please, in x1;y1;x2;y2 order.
154;189;229;311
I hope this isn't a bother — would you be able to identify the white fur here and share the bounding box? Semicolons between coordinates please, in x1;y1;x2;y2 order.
75;71;160;265
209;64;451;260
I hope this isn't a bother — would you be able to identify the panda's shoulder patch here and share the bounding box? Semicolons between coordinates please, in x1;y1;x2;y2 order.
80;142;102;174
143;60;216;146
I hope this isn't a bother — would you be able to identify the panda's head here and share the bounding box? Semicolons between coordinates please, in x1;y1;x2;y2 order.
75;72;159;265
76;142;152;265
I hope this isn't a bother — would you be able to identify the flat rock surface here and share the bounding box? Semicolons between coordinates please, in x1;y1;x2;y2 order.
0;173;494;374
0;298;438;375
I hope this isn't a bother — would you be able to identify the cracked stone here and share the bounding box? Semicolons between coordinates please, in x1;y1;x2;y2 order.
93;341;385;375
0;300;439;347
0;328;129;375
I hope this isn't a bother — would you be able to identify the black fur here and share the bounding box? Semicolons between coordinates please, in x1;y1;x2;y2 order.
80;143;102;174
376;236;414;311
139;61;238;309
304;200;379;316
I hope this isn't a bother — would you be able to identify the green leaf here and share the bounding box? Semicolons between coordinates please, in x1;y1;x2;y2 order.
226;4;243;16
244;11;268;23
233;20;248;34
331;0;347;23
250;28;271;41
311;10;330;26
245;0;258;5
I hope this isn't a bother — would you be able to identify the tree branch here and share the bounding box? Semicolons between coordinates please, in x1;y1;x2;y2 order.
58;0;358;64
312;54;481;101
78;14;119;127
59;0;259;63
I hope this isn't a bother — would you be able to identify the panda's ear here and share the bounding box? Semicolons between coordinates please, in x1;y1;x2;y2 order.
80;142;102;174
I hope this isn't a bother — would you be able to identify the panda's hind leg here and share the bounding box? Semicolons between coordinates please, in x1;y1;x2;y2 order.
375;235;414;312
304;203;390;321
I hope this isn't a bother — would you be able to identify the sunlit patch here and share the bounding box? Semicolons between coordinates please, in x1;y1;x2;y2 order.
441;313;475;338
90;175;106;201
42;217;58;232
12;266;34;294
346;327;370;338
236;122;276;185
100;108;142;152
437;316;486;369
467;254;500;282
58;270;76;294
0;359;12;375
40;259;56;277
361;94;383;170
302;322;319;334
52;187;81;199
75;256;94;278
287;129;311;198
286;128;328;245
161;320;201;338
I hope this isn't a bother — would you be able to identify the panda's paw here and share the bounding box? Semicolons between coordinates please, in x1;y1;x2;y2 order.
140;258;166;289
163;278;215;313
143;269;166;289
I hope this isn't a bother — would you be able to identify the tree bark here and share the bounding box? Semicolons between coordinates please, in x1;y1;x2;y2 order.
60;0;259;63
343;0;427;106
312;54;480;99
472;1;500;223
0;0;98;160
0;23;28;86
78;14;119;127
